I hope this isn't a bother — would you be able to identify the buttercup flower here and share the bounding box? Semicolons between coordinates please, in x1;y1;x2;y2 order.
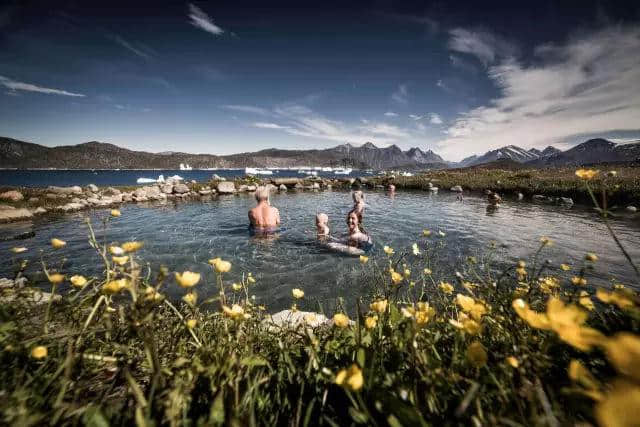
506;356;519;368
209;258;232;273
335;364;363;391
121;241;143;252
370;299;388;313
422;229;431;237
31;346;48;359
247;273;256;283
109;246;124;256
103;278;129;294
48;273;65;284
383;246;394;255
359;255;369;264
333;313;349;328
11;247;27;253
595;380;640;427
365;315;378;329
560;264;571;271
70;275;87;288
568;359;599;390
439;282;454;294
604;332;640;382
182;292;197;306
222;304;250;320
292;288;304;299
175;271;201;288
456;294;487;320
423;268;432;275
402;302;435;326
575;168;599;180
112;256;129;266
596;289;634;310
51;238;66;249
571;276;587;286
232;282;242;291
186;319;197;329
585;253;598;262
110;209;121;217
540;236;553;246
390;270;403;285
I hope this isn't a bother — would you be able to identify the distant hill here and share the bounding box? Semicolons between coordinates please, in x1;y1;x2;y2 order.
527;138;640;167
0;137;448;170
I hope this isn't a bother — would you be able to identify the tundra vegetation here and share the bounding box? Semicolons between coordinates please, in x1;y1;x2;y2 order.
0;169;638;426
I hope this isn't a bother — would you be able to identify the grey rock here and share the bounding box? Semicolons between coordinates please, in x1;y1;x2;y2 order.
0;190;24;202
247;185;256;192
279;184;287;192
161;184;174;194
122;193;133;202
312;182;320;189
173;183;190;194
450;185;463;192
532;195;546;201
87;184;99;192
32;207;47;215
48;185;82;195
134;188;148;199
0;208;33;222
199;189;212;195
559;197;574;206
56;202;85;212
294;182;304;190
273;178;301;186
626;205;637;212
143;186;161;198
266;310;330;330
238;185;249;192
104;187;121;195
516;192;524;200
28;197;39;203
217;181;236;194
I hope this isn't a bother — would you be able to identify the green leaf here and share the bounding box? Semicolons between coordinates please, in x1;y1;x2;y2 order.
240;356;269;368
209;390;225;426
82;406;109;427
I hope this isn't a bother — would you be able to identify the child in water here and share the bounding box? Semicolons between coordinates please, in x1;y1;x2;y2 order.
315;213;330;237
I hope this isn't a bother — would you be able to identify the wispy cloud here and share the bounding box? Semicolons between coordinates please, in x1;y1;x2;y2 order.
110;35;153;60
408;114;423;120
391;84;408;104
0;75;85;97
252;122;290;129
188;3;224;36
437;26;640;161
384;111;398;117
221;104;269;115
448;28;517;66
429;113;443;125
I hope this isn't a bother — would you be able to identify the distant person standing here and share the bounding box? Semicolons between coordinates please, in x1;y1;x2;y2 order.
249;186;280;229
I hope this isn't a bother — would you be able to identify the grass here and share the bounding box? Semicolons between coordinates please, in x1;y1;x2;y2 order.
0;170;639;426
369;166;640;207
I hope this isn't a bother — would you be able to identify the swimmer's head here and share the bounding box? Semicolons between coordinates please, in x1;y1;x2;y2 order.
255;186;270;203
352;190;364;203
388;184;396;191
316;213;329;225
347;211;360;232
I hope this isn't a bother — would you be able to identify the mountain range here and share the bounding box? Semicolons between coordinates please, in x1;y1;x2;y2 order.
0;136;638;170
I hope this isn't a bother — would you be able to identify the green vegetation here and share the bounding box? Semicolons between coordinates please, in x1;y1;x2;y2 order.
372;166;640;207
0;169;639;426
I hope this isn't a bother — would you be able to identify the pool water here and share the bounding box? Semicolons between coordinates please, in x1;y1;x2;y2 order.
1;190;639;311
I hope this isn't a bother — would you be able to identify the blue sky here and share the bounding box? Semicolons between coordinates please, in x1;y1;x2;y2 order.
1;0;639;161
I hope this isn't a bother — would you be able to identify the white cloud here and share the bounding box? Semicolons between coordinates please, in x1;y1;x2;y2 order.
408;114;423;120
448;28;517;66
252;122;290;129
188;3;224;36
110;35;152;60
429;113;443;124
221;104;269;115
437;26;640;161
384;111;398;117
391;84;408;104
0;75;85;97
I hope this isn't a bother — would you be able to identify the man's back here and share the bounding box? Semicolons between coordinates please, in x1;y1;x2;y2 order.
249;203;280;228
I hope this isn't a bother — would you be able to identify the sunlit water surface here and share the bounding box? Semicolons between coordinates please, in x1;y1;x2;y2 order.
1;190;639;311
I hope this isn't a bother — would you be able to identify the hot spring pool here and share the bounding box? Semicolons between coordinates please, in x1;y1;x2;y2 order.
1;189;639;311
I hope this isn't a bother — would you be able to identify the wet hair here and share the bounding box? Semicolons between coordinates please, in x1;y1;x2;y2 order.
316;213;329;224
255;186;270;202
352;190;365;203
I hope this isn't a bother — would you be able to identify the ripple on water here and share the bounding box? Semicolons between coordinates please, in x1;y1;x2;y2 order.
1;190;638;311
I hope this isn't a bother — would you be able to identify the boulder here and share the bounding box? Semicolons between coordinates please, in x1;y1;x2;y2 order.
161;184;174;194
0;190;24;202
279;184;288;192
47;185;82;195
104;187;121;195
428;187;438;192
133;188;148;199
266;310;330;330
532;195;546;201
247;185;257;192
559;197;574;206
56;202;85;212
450;185;463;192
122;193;133;202
273;178;301;186
32;207;47;215
86;184;99;192
28;197;39;204
238;185;249;192
626;205;637;212
199;189;213;195
0;208;33;222
294;182;304;190
173;183;190;194
516;192;524;200
110;193;123;203
312;182;320;189
143;186;161;198
217;182;236;194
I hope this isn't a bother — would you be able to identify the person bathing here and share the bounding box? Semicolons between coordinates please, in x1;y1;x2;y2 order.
346;211;371;249
316;213;330;237
249;186;280;230
351;190;365;220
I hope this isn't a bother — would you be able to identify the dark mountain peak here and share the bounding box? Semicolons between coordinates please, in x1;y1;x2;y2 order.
361;142;377;149
542;146;561;155
386;144;402;152
528;148;542;156
574;138;615;150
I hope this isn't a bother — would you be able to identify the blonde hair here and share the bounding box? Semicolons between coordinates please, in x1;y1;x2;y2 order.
255;186;270;202
316;213;329;224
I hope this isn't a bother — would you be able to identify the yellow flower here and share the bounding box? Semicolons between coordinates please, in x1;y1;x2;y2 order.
438;230;446;237
402;302;435;326
365;315;378;329
110;209;121;217
466;341;487;367
112;255;129;266
333;313;349;328
109;246;124;256
579;296;595;311
144;286;163;301
596;289;634;310
606;170;618;177
516;267;527;280
51;238;66;249
449;315;481;335
290;303;298;312
370;299;388;313
560;263;571;271
403;268;411;278
69;275;87;288
506;356;519;368
439;281;454;294
335;364;363;391
604;333;640;383
571;276;587;286
422;229;431;237
512;299;552;330
11;247;27;253
31;346;48;359
456;294;487;320
185;319;197;329
383;245;394;255
539;276;560;293
423;268;432;275
292;288;304;299
412;243;420;255
209;258;232;273
103;278;129;294
247;273;256;283
595;380;640;427
540;236;553;246
175;271;201;288
232;282;242;291
585;253;598;262
121;241;143;252
222;304;250;320
568;359;599;390
48;273;65;284
546;297;605;351
182;292;197;306
575;168;599;180
359;255;369;264
390;270;403;285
